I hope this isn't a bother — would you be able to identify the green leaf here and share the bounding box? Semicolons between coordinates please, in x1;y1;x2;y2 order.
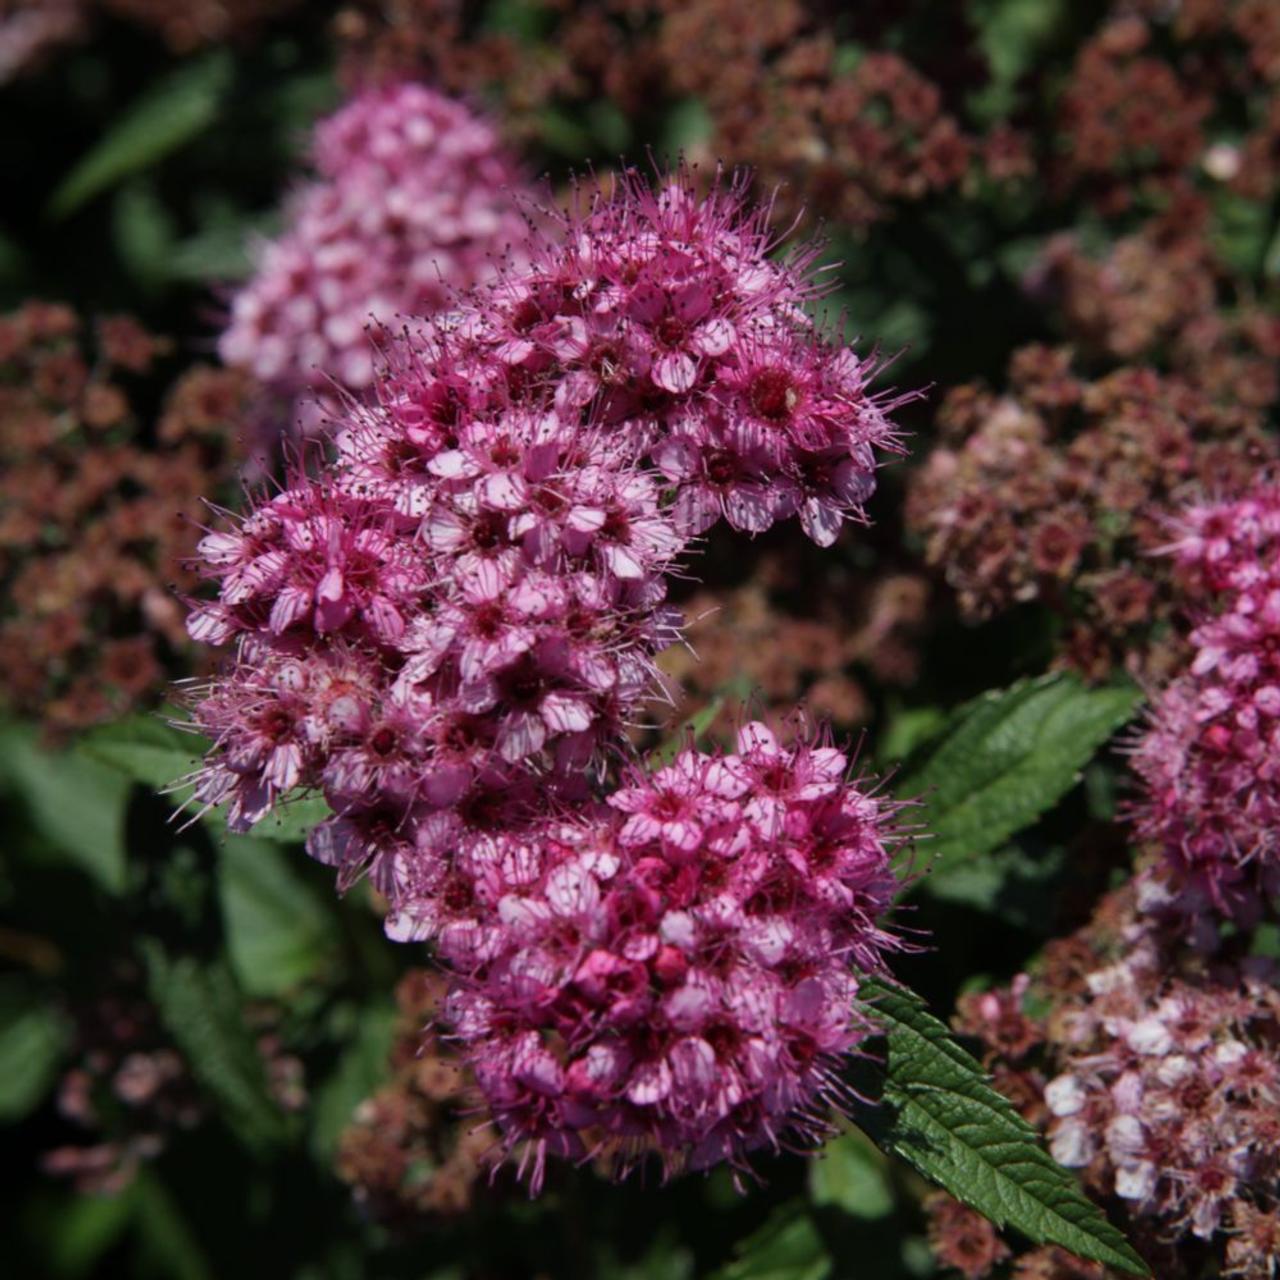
711;1205;830;1280
0;977;70;1122
0;722;130;893
854;978;1149;1275
132;1171;215;1280
81;715;205;792
248;794;332;845
895;674;1140;877
140;941;288;1151
218;835;333;997
165;217;263;283
973;0;1067;83
49;52;232;216
875;704;948;768
113;179;178;292
43;1187;137;1278
309;1001;398;1160
925;842;1067;929
662;98;714;156
808;1128;894;1219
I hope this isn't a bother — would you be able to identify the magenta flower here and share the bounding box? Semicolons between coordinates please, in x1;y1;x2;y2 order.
185;166;915;1189
1130;481;1280;931
436;725;907;1189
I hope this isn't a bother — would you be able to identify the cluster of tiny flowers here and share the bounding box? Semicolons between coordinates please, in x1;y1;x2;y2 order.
953;885;1280;1279
442;169;903;546
187;169;909;1184
1130;481;1280;930
439;724;905;1190
1044;930;1280;1254
219;82;532;433
185;403;681;843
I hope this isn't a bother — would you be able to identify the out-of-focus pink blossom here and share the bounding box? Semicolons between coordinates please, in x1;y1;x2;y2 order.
219;83;534;438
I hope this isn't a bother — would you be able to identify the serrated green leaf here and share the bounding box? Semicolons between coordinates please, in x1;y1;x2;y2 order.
854;978;1148;1275
0;977;70;1122
896;674;1140;878
0;722;130;893
49;53;232;217
809;1128;894;1219
711;1205;830;1280
218;835;332;997
309;1001;398;1160
140;941;288;1151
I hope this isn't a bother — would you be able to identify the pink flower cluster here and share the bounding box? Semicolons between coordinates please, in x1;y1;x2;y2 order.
1130;482;1280;930
219;83;533;431
468;170;902;546
1045;927;1280;1243
187;168;908;1183
432;725;904;1188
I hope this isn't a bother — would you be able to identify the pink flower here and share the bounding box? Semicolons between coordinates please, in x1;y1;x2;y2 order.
219;83;535;444
184;167;917;1191
1131;481;1280;931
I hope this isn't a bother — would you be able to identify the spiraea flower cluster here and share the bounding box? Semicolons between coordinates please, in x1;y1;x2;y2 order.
219;82;533;436
1130;482;1280;930
442;725;906;1188
187;168;909;1184
335;0;1031;231
1043;937;1280;1246
950;885;1280;1280
336;969;493;1222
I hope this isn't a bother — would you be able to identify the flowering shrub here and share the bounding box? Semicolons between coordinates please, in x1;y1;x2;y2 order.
5;5;1280;1278
0;303;247;734
1130;483;1280;932
948;883;1280;1280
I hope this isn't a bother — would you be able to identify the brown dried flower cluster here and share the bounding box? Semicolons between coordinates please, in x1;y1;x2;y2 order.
925;1192;1112;1279
925;1192;1012;1280
0;0;299;78
1057;3;1280;212
906;345;1275;680
99;0;300;52
334;0;1030;228
0;302;248;735
335;970;492;1224
657;549;930;736
1032;209;1280;401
